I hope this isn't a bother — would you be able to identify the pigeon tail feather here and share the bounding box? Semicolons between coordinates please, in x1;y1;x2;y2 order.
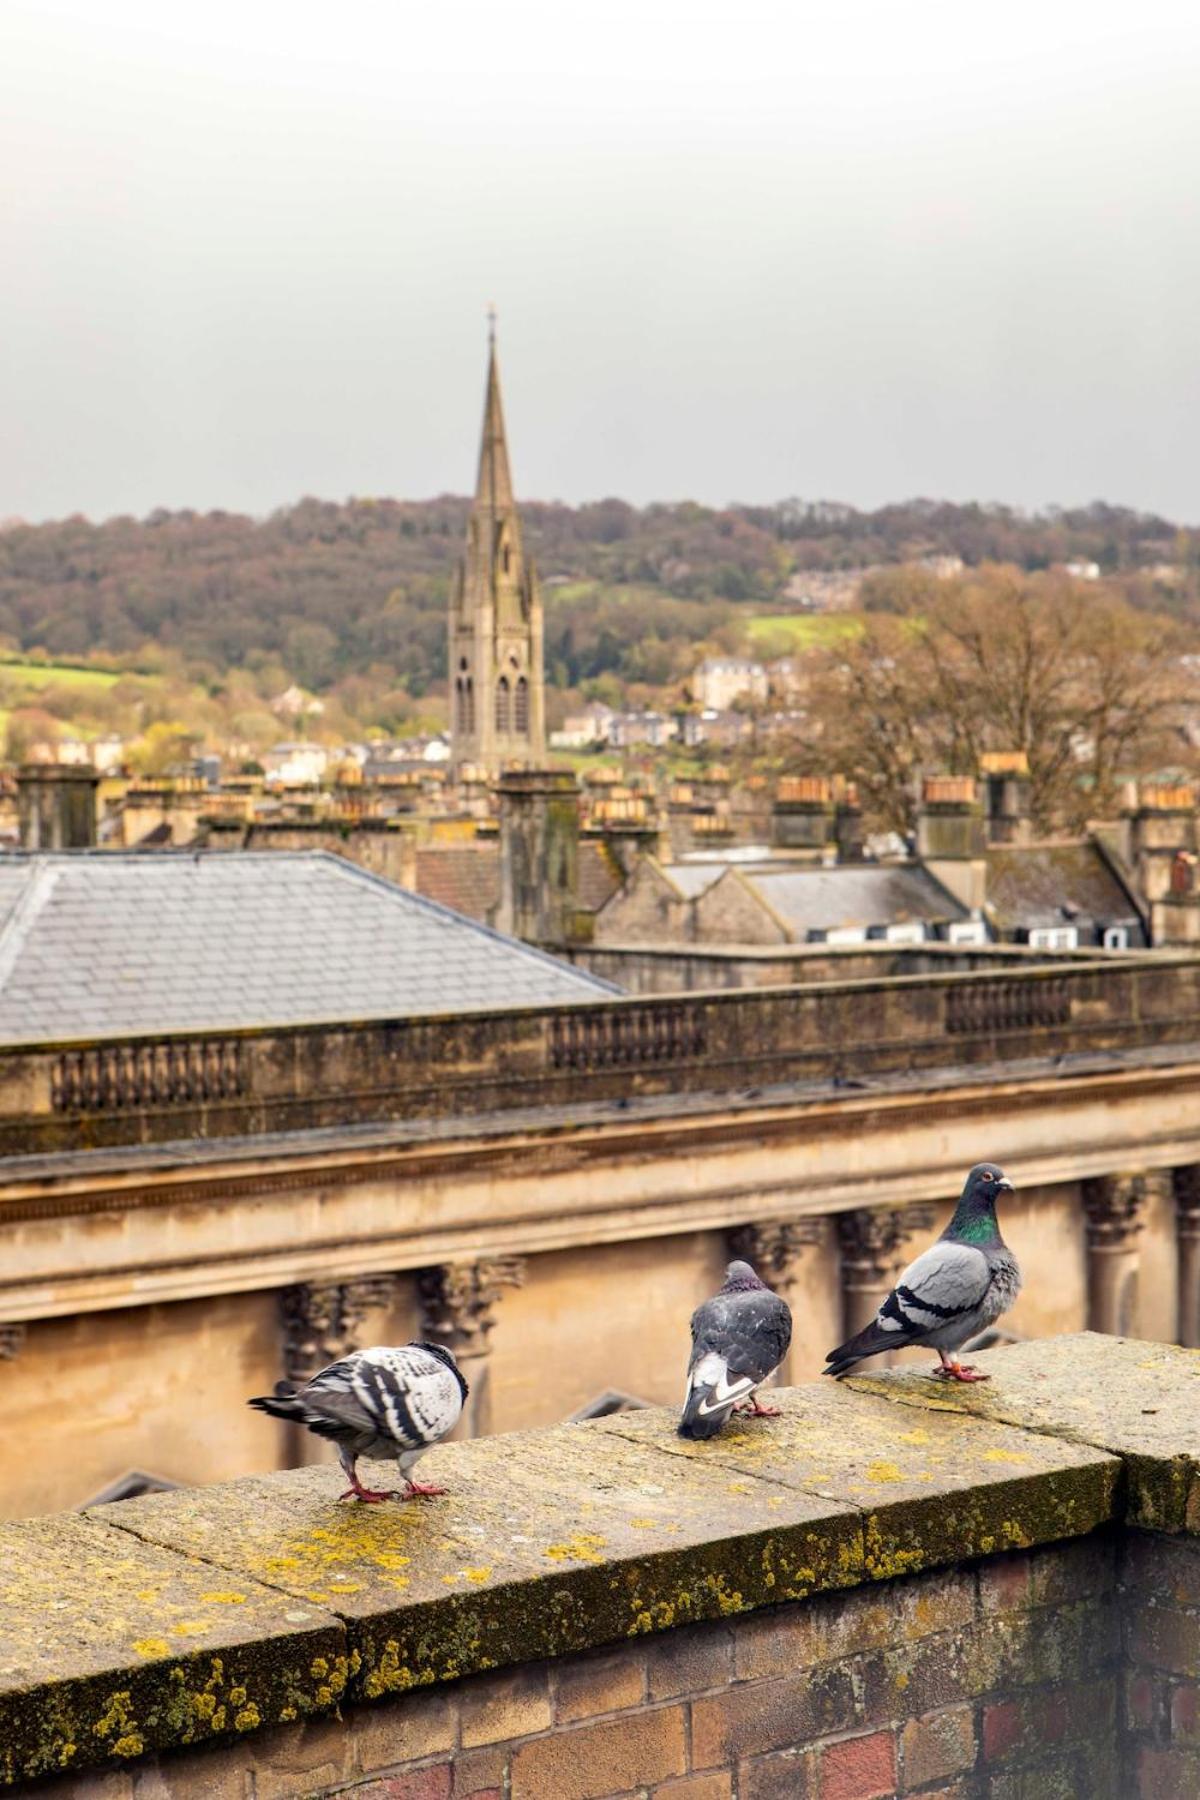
823;1317;906;1378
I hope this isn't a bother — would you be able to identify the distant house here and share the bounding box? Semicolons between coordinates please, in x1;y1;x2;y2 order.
263;742;329;786
549;702;616;750
607;711;672;750
984;842;1146;950
594;855;977;948
692;657;768;711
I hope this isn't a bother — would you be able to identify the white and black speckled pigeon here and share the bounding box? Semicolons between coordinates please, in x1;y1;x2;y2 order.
249;1342;468;1502
824;1163;1022;1383
679;1260;793;1440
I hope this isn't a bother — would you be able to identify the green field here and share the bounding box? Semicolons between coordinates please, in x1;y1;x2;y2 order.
743;613;866;651
0;658;123;693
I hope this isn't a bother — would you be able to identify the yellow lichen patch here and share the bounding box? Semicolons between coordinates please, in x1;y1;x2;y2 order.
200;1591;247;1604
170;1621;212;1637
464;1566;492;1583
235;1705;261;1732
865;1460;905;1484
132;1639;170;1658
898;1429;931;1446
982;1449;1029;1465
543;1533;607;1565
629;1518;659;1529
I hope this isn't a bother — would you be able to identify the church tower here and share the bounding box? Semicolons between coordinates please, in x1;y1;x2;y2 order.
449;321;545;772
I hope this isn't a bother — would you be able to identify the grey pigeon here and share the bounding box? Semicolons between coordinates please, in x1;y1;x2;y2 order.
679;1260;793;1440
249;1341;467;1502
824;1163;1021;1382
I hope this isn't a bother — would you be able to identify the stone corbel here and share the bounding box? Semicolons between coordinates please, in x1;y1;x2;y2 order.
727;1218;825;1296
835;1203;937;1342
416;1257;527;1439
0;1323;26;1361
1082;1172;1146;1337
280;1275;398;1387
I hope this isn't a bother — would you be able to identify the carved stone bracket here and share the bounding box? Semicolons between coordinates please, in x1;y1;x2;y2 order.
280;1275;397;1386
727;1219;824;1294
0;1323;26;1361
1082;1173;1147;1248
417;1258;527;1359
1082;1172;1146;1337
1174;1166;1200;1348
835;1204;936;1284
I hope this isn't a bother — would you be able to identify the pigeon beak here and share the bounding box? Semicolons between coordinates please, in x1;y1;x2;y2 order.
997;1178;1014;1192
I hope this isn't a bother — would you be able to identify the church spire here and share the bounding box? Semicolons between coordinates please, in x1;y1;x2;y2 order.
475;310;515;515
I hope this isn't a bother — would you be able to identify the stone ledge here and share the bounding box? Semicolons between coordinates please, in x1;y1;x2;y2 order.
3;1334;1185;1790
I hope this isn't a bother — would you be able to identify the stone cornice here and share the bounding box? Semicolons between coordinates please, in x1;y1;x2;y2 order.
2;1052;1200;1233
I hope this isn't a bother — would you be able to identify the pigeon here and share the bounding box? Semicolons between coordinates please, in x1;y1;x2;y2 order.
823;1163;1021;1383
678;1260;793;1440
248;1341;468;1502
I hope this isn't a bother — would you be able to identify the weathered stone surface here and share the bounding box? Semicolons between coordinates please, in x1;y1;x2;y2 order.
0;1512;344;1788
599;1381;1119;1578
846;1332;1200;1532
95;1421;861;1705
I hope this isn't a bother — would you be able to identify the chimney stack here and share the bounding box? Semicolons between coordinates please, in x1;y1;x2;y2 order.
17;764;100;849
494;769;580;946
916;776;987;909
1122;783;1200;943
979;751;1032;846
771;776;834;854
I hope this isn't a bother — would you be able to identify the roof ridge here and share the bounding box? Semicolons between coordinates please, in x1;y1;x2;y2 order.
0;863;60;993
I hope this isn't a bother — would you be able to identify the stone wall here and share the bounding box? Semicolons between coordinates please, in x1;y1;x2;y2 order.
5;1335;1200;1799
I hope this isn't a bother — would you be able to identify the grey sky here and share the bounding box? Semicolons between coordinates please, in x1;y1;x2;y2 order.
3;1;1199;523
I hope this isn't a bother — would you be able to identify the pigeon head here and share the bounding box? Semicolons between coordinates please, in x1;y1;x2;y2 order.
947;1163;1013;1244
721;1260;767;1293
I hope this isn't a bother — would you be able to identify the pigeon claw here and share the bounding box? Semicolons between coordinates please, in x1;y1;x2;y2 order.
339;1483;399;1503
931;1361;991;1384
745;1397;782;1416
402;1480;448;1499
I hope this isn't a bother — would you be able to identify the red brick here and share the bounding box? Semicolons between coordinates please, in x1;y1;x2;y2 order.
353;1771;453;1800
644;1623;733;1700
1128;1603;1200;1677
982;1701;1023;1763
1128;1673;1158;1731
737;1746;819;1800
653;1776;733;1799
978;1555;1031;1615
900;1705;976;1787
510;1706;686;1799
1170;1680;1200;1744
691;1665;857;1767
1138;1745;1200;1800
460;1664;551;1747
554;1646;646;1722
819;1729;897;1800
450;1744;506;1797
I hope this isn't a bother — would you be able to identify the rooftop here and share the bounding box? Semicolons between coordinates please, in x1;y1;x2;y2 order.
0;851;614;1046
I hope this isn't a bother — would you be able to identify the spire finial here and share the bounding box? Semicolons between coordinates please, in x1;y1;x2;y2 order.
487;303;496;348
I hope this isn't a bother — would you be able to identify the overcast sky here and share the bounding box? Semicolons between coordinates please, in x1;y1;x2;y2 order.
3;1;1199;523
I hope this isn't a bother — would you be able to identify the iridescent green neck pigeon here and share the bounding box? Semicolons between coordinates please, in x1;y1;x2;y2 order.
824;1163;1021;1382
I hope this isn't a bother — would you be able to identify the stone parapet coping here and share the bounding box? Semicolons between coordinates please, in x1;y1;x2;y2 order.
0;1331;1192;1789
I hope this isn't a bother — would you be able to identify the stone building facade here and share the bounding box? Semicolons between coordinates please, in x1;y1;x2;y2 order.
4;954;1200;1517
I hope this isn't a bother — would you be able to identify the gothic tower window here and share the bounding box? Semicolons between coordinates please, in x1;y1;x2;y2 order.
503;544;511;574
515;674;529;735
465;676;475;734
496;676;511;733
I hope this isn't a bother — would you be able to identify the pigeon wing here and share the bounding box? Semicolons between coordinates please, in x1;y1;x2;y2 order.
297;1345;463;1450
824;1239;989;1374
689;1289;792;1386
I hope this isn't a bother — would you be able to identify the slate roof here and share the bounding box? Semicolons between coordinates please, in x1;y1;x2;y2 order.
0;852;616;1046
747;866;969;937
984;842;1146;939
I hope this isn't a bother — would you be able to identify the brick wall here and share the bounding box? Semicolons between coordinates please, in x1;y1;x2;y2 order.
1123;1532;1200;1800
42;1535;1124;1800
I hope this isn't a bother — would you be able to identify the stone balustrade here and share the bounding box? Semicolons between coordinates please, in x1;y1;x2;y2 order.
3;949;1200;1157
5;1334;1200;1798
